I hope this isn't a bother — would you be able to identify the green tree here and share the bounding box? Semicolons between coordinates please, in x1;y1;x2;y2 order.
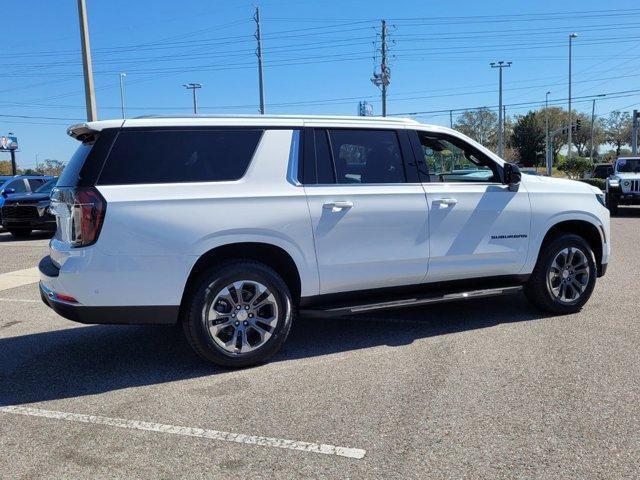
603;111;632;156
557;156;593;179
572;113;604;158
453;107;497;149
0;160;13;175
36;159;65;176
539;106;569;163
510;111;545;167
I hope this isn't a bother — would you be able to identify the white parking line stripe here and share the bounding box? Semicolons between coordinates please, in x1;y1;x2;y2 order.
0;298;40;303
0;406;366;460
0;267;40;292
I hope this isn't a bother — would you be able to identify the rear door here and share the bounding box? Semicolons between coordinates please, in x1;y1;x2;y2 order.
302;127;429;294
410;130;531;282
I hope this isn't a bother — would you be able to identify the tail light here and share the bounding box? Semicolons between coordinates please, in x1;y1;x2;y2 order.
50;187;106;247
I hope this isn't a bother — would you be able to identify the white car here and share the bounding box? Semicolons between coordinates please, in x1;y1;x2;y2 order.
605;156;640;215
39;115;610;367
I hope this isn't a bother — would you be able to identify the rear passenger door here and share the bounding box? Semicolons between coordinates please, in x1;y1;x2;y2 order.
302;127;429;294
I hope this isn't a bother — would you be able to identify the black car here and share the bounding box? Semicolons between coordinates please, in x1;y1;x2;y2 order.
1;178;58;238
592;163;614;179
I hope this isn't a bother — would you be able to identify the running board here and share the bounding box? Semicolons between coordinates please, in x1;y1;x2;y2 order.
300;285;523;317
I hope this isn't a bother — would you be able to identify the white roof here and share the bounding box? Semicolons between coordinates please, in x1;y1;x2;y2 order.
67;114;432;138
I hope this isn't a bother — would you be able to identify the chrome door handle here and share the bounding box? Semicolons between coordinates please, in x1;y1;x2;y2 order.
323;201;354;212
434;197;458;206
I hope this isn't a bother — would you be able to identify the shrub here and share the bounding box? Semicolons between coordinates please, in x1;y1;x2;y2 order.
557;156;593;179
579;178;606;190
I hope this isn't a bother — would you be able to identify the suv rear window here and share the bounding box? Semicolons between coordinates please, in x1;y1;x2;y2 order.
98;129;263;185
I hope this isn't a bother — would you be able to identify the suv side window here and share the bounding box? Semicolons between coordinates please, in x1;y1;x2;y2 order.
8;179;27;193
98;129;263;185
313;129;407;184
28;179;46;191
416;131;500;183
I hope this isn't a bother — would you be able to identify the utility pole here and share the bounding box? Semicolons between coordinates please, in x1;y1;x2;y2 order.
371;20;390;117
449;110;453;128
254;6;265;114
490;61;512;158
183;83;202;114
119;72;126;119
77;0;97;121
590;94;605;163
10;150;16;176
633;109;639;155
567;33;578;160
545;91;551;175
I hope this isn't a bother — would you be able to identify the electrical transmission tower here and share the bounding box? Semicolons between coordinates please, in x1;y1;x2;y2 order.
371;20;391;117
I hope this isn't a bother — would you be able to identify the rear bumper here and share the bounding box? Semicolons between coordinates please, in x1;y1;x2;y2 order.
39;255;178;325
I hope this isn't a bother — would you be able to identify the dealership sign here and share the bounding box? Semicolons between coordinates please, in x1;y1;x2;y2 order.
0;135;18;151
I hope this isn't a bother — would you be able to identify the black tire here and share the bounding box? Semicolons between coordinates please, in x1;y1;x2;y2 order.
606;192;619;215
181;260;294;368
8;229;32;239
524;233;597;314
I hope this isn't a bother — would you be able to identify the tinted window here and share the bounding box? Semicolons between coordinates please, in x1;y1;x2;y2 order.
28;179;46;190
57;142;94;187
326;129;406;184
417;132;499;183
314;130;335;183
8;179;27;193
98;129;263;185
35;179;58;194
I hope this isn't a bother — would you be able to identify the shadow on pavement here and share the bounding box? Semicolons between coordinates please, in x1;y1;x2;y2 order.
0;294;546;406
0;231;54;243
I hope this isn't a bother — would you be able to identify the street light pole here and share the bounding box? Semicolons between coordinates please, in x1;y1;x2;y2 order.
568;33;578;160
590;94;605;163
182;83;202;114
119;72;126;119
490;61;512;158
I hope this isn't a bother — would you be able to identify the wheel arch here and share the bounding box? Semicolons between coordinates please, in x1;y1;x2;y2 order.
539;219;605;276
180;242;303;313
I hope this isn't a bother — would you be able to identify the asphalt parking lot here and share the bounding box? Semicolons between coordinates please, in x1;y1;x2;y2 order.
1;213;639;480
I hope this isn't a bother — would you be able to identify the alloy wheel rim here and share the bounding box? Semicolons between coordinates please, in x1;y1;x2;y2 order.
205;280;279;355
547;247;590;304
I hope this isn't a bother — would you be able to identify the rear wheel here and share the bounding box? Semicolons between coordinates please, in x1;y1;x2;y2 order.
8;229;32;239
181;260;294;368
524;234;596;314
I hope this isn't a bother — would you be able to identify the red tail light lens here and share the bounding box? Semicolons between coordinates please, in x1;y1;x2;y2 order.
51;187;106;247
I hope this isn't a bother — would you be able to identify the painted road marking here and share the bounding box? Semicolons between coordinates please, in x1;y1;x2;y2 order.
0;267;39;292
0;406;366;460
0;298;40;303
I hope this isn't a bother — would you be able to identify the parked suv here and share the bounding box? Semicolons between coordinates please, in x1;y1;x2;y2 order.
605;156;640;215
39;116;610;367
1;178;58;238
0;175;53;228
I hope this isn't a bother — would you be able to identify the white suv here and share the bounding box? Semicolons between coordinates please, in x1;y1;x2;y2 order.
40;115;610;367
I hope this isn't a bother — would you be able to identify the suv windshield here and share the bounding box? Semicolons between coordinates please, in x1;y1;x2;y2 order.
616;159;640;173
35;178;58;194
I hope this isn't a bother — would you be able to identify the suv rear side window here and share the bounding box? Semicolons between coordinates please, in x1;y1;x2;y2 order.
98;129;263;185
314;129;407;184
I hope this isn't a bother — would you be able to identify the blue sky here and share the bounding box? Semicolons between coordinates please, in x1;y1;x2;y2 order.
3;0;640;168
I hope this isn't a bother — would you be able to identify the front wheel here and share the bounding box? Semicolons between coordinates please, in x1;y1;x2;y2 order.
524;234;597;314
181;260;294;368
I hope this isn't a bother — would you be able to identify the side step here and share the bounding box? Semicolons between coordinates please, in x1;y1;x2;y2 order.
300;285;523;318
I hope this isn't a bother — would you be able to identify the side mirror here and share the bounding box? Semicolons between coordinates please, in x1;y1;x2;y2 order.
503;163;521;191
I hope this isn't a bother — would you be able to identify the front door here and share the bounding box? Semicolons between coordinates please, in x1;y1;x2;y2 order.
411;130;532;283
304;128;430;294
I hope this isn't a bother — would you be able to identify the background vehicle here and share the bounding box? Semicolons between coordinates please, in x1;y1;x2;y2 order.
0;175;54;228
592;163;614;179
1;178;58;238
39;116;610;368
605;157;640;215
